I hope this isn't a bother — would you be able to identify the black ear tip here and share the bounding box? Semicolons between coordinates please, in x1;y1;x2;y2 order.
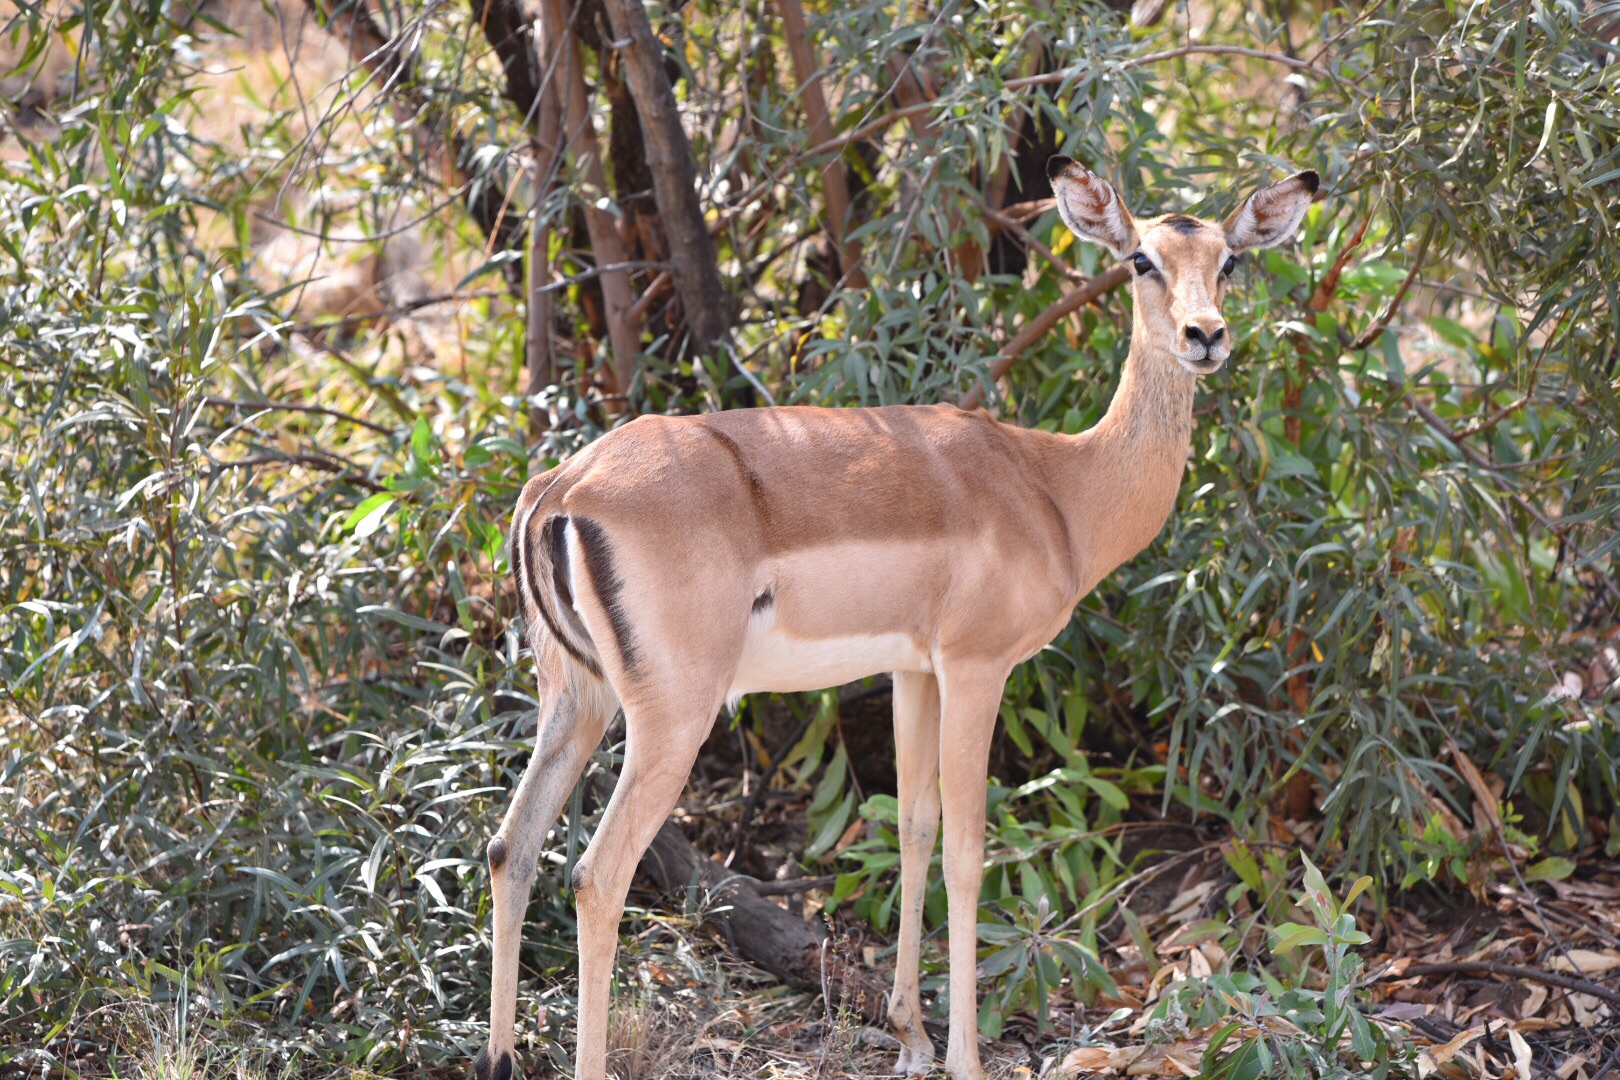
1047;155;1077;181
1298;169;1321;194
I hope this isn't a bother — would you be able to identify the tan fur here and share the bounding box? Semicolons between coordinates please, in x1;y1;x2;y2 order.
479;158;1318;1080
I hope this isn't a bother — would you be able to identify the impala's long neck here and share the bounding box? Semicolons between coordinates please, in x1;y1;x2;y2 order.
1060;316;1198;595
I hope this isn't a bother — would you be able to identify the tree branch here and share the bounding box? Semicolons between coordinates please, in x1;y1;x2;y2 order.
541;0;646;403
1381;961;1620;1010
977;200;1085;284
598;0;730;354
1349;217;1436;351
209;451;388;492
587;770;884;1019
1006;44;1337;90
778;0;865;288
524;27;565;418
960;264;1132;409
203;397;396;435
307;0;528;294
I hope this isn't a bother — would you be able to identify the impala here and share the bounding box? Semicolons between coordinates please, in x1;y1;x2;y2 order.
476;155;1319;1080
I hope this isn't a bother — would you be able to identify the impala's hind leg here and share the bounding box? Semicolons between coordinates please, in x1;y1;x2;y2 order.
889;670;941;1075
569;694;718;1080
478;675;615;1080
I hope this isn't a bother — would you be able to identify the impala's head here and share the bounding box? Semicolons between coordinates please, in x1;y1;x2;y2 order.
1047;156;1319;375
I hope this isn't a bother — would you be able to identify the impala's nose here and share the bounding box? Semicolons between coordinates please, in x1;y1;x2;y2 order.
1184;321;1226;349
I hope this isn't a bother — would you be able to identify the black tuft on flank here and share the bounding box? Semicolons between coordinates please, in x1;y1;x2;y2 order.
531;516;602;678
1161;214;1204;234
575;517;640;672
1298;169;1320;194
1046;155;1076;181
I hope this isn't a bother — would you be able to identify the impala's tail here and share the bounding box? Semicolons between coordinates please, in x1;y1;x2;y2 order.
510;493;606;682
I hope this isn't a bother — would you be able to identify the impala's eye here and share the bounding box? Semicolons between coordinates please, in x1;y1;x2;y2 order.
1131;252;1155;275
1222;254;1237;276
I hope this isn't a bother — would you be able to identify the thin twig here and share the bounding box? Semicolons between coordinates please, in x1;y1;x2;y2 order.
626;271;672;325
530;260;674;296
203;397;395;435
1007;44;1338;90
209;452;387;492
726;706;817;866
282;290;508;334
1382;962;1620;1010
1349;217;1436;350
779;0;864;288
751;874;839;897
960;264;1132;409
977;200;1086;283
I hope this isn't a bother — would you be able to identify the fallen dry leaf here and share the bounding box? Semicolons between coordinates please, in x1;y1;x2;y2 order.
1507;1027;1532;1080
1546;948;1620;974
1418;1024;1486;1076
1059;1045;1116;1075
1554;1050;1590;1079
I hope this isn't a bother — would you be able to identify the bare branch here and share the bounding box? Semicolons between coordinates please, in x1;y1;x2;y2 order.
209;451;389;492
1349;217;1437;351
960;264;1132;409
1006;44;1338;90
308;0;528;294
598;0;730;354
203;397;396;436
542;0;646;403
778;0;865;288
976;201;1085;284
1379;962;1620;1011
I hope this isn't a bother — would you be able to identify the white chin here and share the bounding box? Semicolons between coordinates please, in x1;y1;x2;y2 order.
1175;351;1227;375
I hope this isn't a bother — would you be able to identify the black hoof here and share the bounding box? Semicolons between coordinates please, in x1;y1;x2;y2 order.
474;1046;512;1080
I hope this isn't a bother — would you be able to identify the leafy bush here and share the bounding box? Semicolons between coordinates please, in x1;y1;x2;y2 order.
2;0;1618;1070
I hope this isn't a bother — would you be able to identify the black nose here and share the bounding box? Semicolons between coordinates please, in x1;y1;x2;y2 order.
1185;325;1225;347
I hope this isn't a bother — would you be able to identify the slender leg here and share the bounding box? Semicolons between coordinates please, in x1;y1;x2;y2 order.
888;671;941;1075
478;686;612;1080
570;700;714;1080
936;662;1006;1080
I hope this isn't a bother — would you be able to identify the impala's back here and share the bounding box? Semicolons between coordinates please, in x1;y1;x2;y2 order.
511;402;1080;708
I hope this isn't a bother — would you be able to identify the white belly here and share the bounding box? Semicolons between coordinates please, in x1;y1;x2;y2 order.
728;621;929;698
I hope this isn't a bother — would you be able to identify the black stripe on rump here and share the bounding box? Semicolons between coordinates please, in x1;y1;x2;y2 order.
752;586;774;614
527;514;602;678
573;517;640;672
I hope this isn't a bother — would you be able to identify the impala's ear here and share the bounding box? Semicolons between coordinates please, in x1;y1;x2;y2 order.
1223;170;1319;252
1048;156;1139;260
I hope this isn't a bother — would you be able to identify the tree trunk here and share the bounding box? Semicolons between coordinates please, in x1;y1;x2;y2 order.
525;31;566;428
540;0;644;407
777;0;865;288
597;0;730;355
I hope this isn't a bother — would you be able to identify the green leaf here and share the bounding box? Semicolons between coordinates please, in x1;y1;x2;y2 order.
1270;923;1329;955
1524;856;1576;882
806;789;857;859
344;493;395;538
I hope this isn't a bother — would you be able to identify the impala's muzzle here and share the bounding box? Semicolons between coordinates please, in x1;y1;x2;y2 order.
1176;315;1229;373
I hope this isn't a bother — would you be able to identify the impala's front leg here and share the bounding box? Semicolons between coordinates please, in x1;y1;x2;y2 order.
889;670;942;1075
936;661;1007;1080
